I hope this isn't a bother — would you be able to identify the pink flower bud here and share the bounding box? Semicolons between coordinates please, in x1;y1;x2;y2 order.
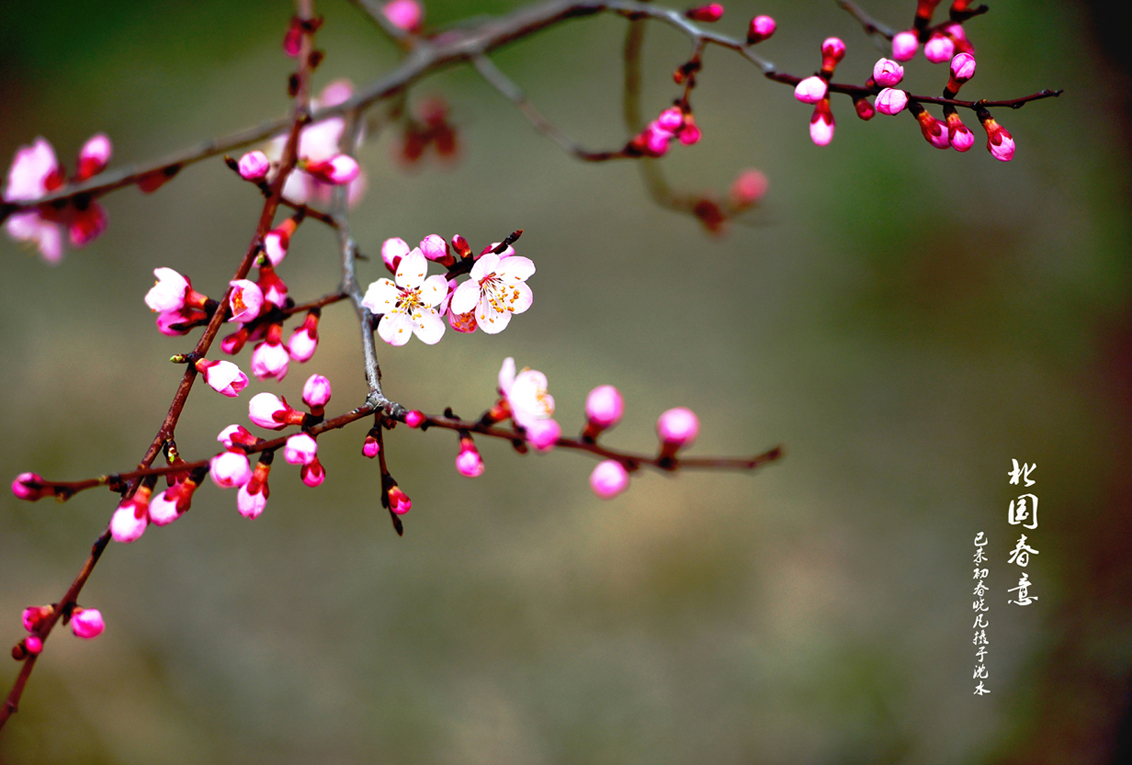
686;4;724;23
228;279;264;323
729;169;768;207
586;385;624;429
382;237;411;274
924;33;955;63
913;106;951;149
301;458;326;487
157;307;207;337
111;486;152;543
238;460;271;518
304;155;360;185
222;326;250;354
287;313;320;362
657;107;685;132
383;0;423;32
257;265;288;309
148;490;182;526
249;392;303;430
644;125;672;155
404;410;425;428
892;31;918;61
24;636;43;655
809;99;835;146
945;110;975;152
456;437;484;477
590;460;630;499
872;58;904;87
979;114;1015;162
525;418;561;451
263;218;297;267
363;433;380;458
144;267;191;312
237;150;271;181
22;606;52;632
12;472;49;501
219;424;257;449
677;121;702;145
388;485;412;514
950;52;976;82
284;433;318;465
302;374;332;412
854;98;876;121
70;608;105;639
419;234;452;264
283;18;303;57
746;15;776;44
251;340;290;382
874;88;908;116
657;407;699;447
821;37;846;74
210;451;252;489
194;358;249;397
77;134;112;181
794;76;828;104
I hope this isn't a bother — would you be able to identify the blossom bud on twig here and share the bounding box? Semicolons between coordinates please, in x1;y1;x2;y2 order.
873;58;905;88
194;358;250;397
657;407;699;461
11;472;51;501
287;312;320;362
301;458;326;487
284;433;319;466
228;279;264;323
809;98;835;146
384;0;423;32
381;237;410;274
248;392;306;430
746;15;775;45
583;385;624;441
875;88;909;116
76;134;112;181
909;102;951;149
210;452;253;489
419;234;455;267
729;169;768;208
590;460;630;499
363;431;381;458
854;98;876;121
892;31;918;62
686;4;724;23
388;485;412;515
263;218;298;267
455;436;485;477
110;484;153;543
303;155;360;185
820;37;846;77
70;608;105;640
237;151;271;182
944;52;976;97
22;606;53;632
924;33;955;63
237;456;272;519
301;374;332;415
977;107;1015;162
944;107;975;152
794;76;828;105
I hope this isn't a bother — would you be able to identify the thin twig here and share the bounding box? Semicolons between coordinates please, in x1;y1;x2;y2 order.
836;0;896;42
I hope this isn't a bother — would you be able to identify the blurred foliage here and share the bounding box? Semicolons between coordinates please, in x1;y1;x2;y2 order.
1;1;1130;763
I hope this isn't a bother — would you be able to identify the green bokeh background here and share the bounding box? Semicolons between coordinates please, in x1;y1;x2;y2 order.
2;1;1129;762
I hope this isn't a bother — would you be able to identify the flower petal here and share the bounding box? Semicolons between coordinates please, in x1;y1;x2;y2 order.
412;309;446;345
378;312;414;346
450;279;480;315
495;255;535;282
475;301;512;335
498;357;516;395
505;281;533;315
420;274;449;308
470;252;499;282
360;278;399;314
395;249;428;290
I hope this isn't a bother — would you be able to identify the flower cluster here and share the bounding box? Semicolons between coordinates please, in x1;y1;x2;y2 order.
4;134;112;262
110;469;206;543
629;106;701;157
361;234;535;345
14;604;104;660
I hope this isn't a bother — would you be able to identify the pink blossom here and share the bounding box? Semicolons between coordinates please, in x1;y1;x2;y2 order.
251;338;290;382
946;111;975;152
449;251;535;335
498;357;555;429
4;138;62;201
77;134;112;181
875;88;908;116
249;392;303;430
110;486;153;543
210;451;252;489
388;485;412;514
809;99;835;146
404;410;425;428
794;76;828;104
980;115;1015;162
590;460;630;499
263;218;297;266
22;605;52;632
686;4;723;23
363;434;381;458
657;107;684;132
157;307;207;336
194;358;249;397
746;15;776;44
287;313;320;362
361;249;448;346
924;33;955;63
381;237;411;274
222;326;250;354
419;233;453;266
586;385;625;429
657;407;699;447
147;489;182;526
285;433;318;466
219;424;258;449
25;636;43;655
71;608;105;639
525;418;561;451
872;58;904;87
456;437;484;477
644;125;672;156
237;460;271;518
296;376;331;416
301;459;326;487
228;279;264;323
283;18;303;57
821;37;846;73
914;107;951;149
12;472;49;501
677;121;702;145
258;265;288;309
304;154;360;185
384;0;423;31
729;169;768;207
892;30;918;61
237;150;271;181
950;52;977;82
144;268;192;312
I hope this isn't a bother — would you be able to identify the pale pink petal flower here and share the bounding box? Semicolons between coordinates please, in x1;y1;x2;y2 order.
590;460;630;498
501;360;555;428
872;58;905;87
794;76;828;104
6;213;64;263
145;268;191;312
210;452;252;488
237;482;268;519
302;374;332;411
450;252;535;335
284;433;318;465
195;359;249;397
248;392;292;430
5;138;61;201
71;609;105;639
250;341;290;381
228;279;264;323
362;250;448;345
875;88;909;116
525;418;561;451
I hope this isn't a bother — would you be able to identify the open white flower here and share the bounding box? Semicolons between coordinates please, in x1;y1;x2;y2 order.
498;357;554;428
361;249;448;346
450;252;534;334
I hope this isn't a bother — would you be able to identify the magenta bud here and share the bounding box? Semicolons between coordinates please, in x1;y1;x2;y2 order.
77;134;112;180
382;237;410;274
924;33;955;63
872;58;904;88
419;233;450;262
383;0;423;32
71;608;105;639
302;374;332;411
525;419;561;451
284;433;318;466
456;438;484;478
794;76;828;105
404;410;426;428
729;169;768;207
590;460;630;499
746;15;775;44
892;30;918;62
388;485;412;514
657;407;699;447
301;458;326;487
363;435;380;458
854;98;876;121
657;107;685;132
24;636;43;655
12;472;49;501
586;385;624;429
874;88;908;116
237;150;271;181
809;99;835;146
686;4;724;23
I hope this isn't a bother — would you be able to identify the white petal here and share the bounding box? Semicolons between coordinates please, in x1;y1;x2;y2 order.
282;171;309;205
505;281;533;315
360;278;399;314
496;256;535;282
498;357;516;395
378;312;414;346
470;252;499;281
395;249;428;290
475;301;512;335
412;309;446;345
420;274;449;308
450;279;480;315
